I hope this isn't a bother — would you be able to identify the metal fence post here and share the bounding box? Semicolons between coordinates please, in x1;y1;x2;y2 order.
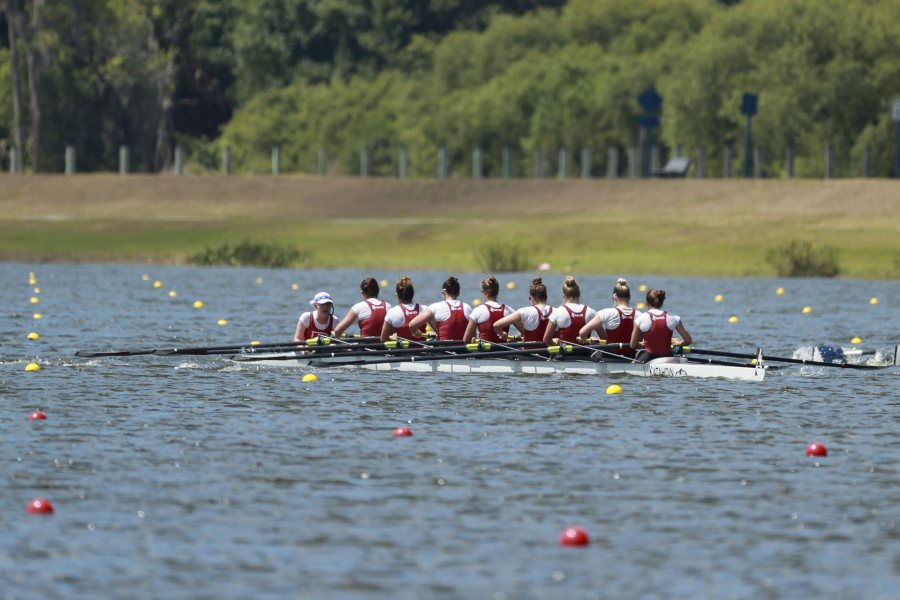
558;147;567;179
222;146;231;175
473;146;483;178
65;145;76;175
318;147;327;176
119;145;130;175
696;146;706;178
272;146;281;176
438;146;447;179
580;147;591;179
607;147;619;179
175;145;185;175
825;145;834;179
9;147;18;174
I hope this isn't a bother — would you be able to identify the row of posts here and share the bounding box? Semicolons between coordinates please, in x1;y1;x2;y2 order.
5;143;880;179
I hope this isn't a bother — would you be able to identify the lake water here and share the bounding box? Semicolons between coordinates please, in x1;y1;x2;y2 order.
1;263;898;599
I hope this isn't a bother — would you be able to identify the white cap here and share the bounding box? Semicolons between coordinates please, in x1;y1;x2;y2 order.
309;291;333;306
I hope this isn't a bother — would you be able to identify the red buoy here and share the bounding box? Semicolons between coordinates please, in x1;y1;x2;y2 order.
29;410;47;421
392;427;413;437
27;498;54;514
559;526;590;546
806;442;828;457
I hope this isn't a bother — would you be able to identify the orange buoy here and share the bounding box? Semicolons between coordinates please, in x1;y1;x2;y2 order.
392;427;413;437
29;410;47;421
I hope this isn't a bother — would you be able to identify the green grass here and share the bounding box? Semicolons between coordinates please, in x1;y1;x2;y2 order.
1;175;897;278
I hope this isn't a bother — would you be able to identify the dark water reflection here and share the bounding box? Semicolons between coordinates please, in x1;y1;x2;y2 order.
1;264;898;599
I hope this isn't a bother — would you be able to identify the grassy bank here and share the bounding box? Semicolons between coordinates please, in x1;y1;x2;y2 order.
1;174;898;278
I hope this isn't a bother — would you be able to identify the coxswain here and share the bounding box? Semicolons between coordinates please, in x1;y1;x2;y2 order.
332;277;391;338
630;288;693;362
579;277;639;358
463;276;514;343
493;277;552;343
543;276;596;345
409;275;472;341
294;291;336;341
381;276;427;342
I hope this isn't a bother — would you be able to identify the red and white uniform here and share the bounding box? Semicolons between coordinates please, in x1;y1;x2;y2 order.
384;303;425;340
469;301;513;342
595;306;638;355
352;298;390;337
428;300;472;340
634;309;680;356
518;305;553;343
298;311;336;337
548;303;596;343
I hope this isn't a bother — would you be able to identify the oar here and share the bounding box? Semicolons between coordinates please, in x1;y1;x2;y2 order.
232;340;546;362
683;347;890;370
75;335;380;358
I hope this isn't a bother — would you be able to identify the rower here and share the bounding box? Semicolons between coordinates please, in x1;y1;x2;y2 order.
332;277;391;338
381;276;427;342
579;277;639;358
493;277;552;343
409;275;472;341
294;291;337;341
630;288;693;362
463;276;514;343
543;276;595;345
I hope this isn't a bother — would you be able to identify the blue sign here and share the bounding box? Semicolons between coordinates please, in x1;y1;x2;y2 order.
638;87;662;114
741;93;758;116
638;115;660;129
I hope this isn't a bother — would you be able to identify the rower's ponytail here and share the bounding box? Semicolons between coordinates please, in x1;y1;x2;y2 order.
646;288;666;308
562;276;581;302
480;276;499;299
396;276;415;303
442;276;461;298
360;277;379;298
613;277;631;300
529;278;547;302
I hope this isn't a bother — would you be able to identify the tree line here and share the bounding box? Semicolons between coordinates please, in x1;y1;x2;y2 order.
2;0;898;177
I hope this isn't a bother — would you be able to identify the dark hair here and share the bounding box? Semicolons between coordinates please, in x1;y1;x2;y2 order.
561;276;580;302
360;277;379;298
646;289;666;308
442;276;460;298
529;277;547;302
480;276;499;300
613;277;631;300
396;276;415;304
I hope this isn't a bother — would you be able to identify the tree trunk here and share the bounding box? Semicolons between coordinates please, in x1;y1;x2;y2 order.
4;4;25;172
23;1;43;172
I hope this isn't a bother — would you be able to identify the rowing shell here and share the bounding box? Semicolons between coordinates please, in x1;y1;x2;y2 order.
236;353;766;382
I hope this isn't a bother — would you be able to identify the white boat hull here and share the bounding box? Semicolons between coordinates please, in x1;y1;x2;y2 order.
237;353;765;382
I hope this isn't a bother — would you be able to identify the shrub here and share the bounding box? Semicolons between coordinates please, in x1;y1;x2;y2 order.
476;243;534;272
765;240;841;277
188;240;313;268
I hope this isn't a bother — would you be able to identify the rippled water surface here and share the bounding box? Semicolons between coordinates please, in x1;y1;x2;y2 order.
2;264;898;599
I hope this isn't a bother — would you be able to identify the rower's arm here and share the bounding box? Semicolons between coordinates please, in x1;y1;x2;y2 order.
380;319;395;343
579;314;602;340
408;308;433;332
493;311;522;336
674;321;692;346
462;320;478;343
331;309;357;337
629;323;643;350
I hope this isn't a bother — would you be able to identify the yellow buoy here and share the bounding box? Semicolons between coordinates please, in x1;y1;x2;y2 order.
217;319;228;326
472;299;482;306
34;287;40;294
193;300;204;309
302;373;318;383
606;384;623;395
168;290;177;298
25;362;41;372
28;278;37;286
250;340;261;346
141;274;150;281
33;313;42;320
153;280;163;289
291;283;300;290
728;315;739;323
869;297;879;305
776;287;785;296
506;281;516;290
380;280;388;288
802;306;812;314
255;277;264;284
850;336;862;345
638;284;648;292
30;297;39;304
636;302;646;310
27;332;40;340
714;294;724;303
